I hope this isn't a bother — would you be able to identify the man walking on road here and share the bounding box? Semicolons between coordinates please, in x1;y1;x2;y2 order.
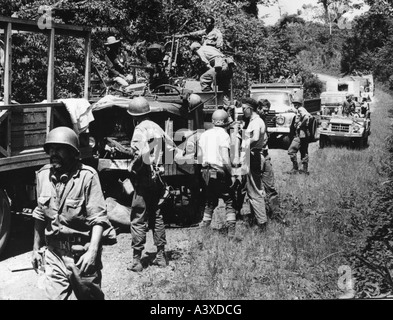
31;127;116;300
287;96;311;175
126;97;171;272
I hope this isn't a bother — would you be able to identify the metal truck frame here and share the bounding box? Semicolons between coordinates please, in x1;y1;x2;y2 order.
0;15;93;256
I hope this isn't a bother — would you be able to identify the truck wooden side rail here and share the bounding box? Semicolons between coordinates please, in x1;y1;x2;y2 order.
0;15;93;256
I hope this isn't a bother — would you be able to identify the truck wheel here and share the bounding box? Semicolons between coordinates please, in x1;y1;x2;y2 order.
0;190;11;256
163;179;204;227
282;135;292;149
308;117;317;142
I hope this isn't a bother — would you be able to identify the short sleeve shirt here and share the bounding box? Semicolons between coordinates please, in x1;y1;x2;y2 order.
198;127;230;168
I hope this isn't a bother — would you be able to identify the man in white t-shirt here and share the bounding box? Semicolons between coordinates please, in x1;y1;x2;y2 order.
198;109;237;239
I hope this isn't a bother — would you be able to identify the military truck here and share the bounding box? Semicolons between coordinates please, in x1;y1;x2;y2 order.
0;16;94;256
249;83;320;148
318;91;371;149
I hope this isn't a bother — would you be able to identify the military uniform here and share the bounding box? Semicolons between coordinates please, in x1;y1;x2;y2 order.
288;105;311;173
129;119;167;267
33;163;115;300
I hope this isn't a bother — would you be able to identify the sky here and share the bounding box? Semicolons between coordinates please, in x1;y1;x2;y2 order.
258;0;370;26
258;0;316;25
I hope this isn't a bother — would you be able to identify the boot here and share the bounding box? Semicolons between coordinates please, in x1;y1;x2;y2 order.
258;222;267;233
200;220;211;229
227;221;236;239
299;163;309;175
128;250;143;272
227;221;242;242
286;161;299;174
153;246;168;268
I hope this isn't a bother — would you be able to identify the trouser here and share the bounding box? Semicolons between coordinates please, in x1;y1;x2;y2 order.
261;155;279;217
200;65;232;96
243;151;267;225
130;185;166;252
202;167;236;223
42;245;103;300
288;136;309;164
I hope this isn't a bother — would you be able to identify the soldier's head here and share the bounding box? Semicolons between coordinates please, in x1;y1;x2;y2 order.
346;94;352;102
127;97;151;125
212;109;230;128
241;97;258;120
105;36;121;53
205;16;215;31
257;99;271;117
190;42;201;53
44;127;80;173
292;95;303;109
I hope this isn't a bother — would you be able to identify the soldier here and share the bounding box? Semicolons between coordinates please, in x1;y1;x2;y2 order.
257;100;289;226
198;109;238;239
175;16;223;50
190;42;233;96
31;127;116;300
104;36;134;90
126;97;170;272
342;94;356;117
240;98;268;232
287;96;311;175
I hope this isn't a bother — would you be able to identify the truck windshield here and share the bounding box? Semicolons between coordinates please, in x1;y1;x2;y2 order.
251;92;291;112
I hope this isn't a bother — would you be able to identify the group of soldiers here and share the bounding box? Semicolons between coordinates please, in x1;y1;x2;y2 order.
30;16;312;300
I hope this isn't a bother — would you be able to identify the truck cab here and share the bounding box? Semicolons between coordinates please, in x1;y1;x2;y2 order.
318;91;371;149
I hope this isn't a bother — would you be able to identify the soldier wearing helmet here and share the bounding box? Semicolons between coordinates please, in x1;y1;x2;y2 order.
342;94;356;117
239;97;268;232
287;95;312;175
32;126;116;300
126;97;175;272
198;108;238;239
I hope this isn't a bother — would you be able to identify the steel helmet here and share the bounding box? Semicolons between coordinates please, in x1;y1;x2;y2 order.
212;109;229;127
44;126;80;155
127;97;151;116
292;95;303;104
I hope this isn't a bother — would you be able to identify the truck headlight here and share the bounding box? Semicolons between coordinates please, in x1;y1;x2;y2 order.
276;115;285;125
353;125;360;133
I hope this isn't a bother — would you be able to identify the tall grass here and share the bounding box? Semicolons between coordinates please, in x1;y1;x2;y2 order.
129;88;392;300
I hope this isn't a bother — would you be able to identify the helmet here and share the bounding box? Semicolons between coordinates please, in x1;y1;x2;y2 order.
346;94;352;99
146;43;165;64
188;93;202;108
292;95;303;104
212;109;229;127
190;42;201;51
44;126;79;154
127;97;151;116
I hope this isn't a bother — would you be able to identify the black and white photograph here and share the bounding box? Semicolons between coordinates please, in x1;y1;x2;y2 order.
0;0;392;304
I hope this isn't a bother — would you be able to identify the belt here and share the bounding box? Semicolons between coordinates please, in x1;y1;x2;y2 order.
46;236;87;251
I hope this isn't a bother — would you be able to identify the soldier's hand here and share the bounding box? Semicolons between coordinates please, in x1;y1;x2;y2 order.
76;249;97;274
31;249;43;272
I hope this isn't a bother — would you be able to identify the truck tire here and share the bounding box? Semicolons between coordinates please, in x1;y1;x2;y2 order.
0;189;11;256
319;136;327;149
308;117;317;142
